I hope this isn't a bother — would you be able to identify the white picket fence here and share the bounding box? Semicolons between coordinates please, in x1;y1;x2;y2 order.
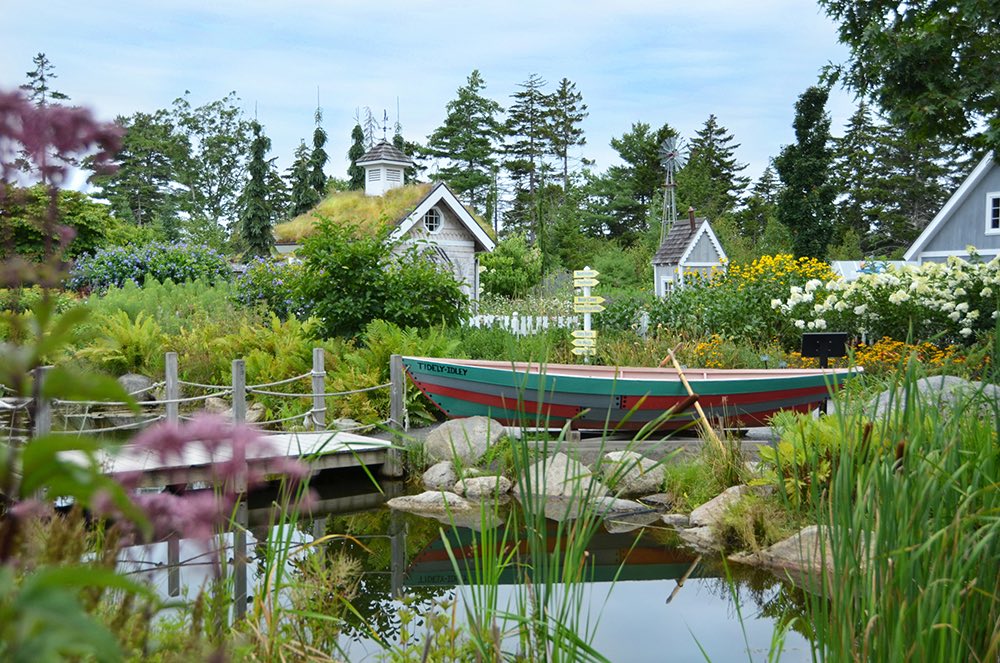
466;314;581;336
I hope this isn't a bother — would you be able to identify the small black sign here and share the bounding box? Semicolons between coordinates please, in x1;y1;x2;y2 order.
800;332;848;359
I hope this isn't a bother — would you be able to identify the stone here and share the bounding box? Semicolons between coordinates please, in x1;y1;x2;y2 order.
332;417;364;431
245;402;265;424
742;525;833;582
118;373;156;402
661;513;690;528
604;511;662;534
590;496;650;515
204;397;230;414
424;416;505;464
455;475;512;499
599;450;665;497
688;485;754;528
677;526;719;553
386;490;473;514
422;461;458;491
638;492;675;509
516;452;609;498
869;375;1000;419
200;397;264;423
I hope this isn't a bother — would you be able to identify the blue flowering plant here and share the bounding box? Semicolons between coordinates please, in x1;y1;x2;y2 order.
234;257;309;320
68;242;231;293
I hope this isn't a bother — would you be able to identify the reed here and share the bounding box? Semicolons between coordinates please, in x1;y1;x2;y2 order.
802;352;1000;662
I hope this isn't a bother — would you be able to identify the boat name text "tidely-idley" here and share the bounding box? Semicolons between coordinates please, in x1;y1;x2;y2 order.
417;362;469;376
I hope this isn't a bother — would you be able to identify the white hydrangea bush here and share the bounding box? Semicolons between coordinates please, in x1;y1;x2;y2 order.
772;251;1000;344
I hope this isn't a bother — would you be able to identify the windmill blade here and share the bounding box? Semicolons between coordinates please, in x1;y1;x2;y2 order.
659;136;687;170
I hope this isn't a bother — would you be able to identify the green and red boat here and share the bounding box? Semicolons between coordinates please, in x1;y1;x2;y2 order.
402;356;859;431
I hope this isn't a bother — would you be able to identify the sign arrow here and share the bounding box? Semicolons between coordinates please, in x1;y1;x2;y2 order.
574;296;605;305
573;269;599;279
574;304;605;313
573;278;599;288
571;330;597;339
572;338;596;347
571;347;596;356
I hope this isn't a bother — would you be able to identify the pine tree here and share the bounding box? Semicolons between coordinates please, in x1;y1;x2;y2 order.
309;107;328;198
238;121;275;258
734;165;782;245
832;101;881;248
547;78;588;191
347;124;366;190
775;86;836;258
427;70;503;214
503;74;552;239
288;141;319;216
20;53;70;106
392;126;422;183
676;114;749;221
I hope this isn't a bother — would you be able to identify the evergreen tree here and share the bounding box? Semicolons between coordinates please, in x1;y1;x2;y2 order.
592;122;677;242
676;114;749;220
309;107;328;197
288;141;319;216
391;126;422;183
20;53;69;106
503;74;552;238
775;86;836;258
427;70;503;214
831;101;881;247
347;124;366;190
547;78;588;191
238;121;275;258
734;165;782;245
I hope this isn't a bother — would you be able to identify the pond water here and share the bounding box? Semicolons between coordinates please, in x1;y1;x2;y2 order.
124;468;813;662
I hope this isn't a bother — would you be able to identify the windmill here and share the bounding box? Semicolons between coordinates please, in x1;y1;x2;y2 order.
658;136;687;243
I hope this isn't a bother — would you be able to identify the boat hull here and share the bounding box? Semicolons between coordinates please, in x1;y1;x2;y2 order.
402;357;858;431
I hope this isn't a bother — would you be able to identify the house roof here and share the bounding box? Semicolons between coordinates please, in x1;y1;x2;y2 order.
272;181;496;250
904;153;995;260
355;139;413;166
652;217;725;265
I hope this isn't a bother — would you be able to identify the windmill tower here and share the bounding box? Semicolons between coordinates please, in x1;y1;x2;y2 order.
659;136;687;243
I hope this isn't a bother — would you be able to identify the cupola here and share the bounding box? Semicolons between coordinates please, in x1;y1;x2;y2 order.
355;140;413;196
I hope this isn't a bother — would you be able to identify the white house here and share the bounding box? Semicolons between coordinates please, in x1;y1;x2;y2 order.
904;153;1000;263
274;140;495;299
652;209;728;296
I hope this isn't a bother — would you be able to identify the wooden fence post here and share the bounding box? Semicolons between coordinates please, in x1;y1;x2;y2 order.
31;365;52;438
167;536;180;597
165;352;179;425
311;347;325;431
382;354;405;477
230;359;248;620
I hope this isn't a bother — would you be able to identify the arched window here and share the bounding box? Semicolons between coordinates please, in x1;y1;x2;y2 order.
423;208;442;233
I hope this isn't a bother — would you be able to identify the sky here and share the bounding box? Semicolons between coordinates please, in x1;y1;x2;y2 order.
0;0;856;186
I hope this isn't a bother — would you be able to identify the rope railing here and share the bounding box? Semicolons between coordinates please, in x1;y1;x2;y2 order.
50;414;166;434
248;371;313;389
52;390;232;408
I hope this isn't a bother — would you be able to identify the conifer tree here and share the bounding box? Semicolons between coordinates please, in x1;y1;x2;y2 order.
288;141;319;216
504;74;552;240
20;53;69;107
238;121;275;258
676;114;749;221
392;125;422;183
309;107;328;198
547;77;588;191
734;165;782;245
831;101;881;247
347;124;366;190
775;86;836;258
427;70;503;214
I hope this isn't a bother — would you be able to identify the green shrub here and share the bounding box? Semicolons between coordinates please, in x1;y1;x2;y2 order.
68;242;231;293
74;310;166;375
234;258;307;320
479;234;542;298
712;493;799;553
0;185;114;261
296;219;468;338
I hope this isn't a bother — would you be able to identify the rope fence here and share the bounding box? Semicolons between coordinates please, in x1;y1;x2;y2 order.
12;351;406;462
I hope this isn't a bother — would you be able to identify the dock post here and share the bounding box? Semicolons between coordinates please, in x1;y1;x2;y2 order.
389;509;406;598
31;365;52;438
311;347;325;431
165;352;179;425
231;359;248;620
167;535;180;597
383;354;405;477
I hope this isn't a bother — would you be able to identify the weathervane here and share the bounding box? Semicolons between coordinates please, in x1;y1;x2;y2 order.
659;136;687;243
382;109;389;141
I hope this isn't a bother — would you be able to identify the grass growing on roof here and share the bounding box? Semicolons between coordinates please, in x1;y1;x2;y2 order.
273;182;496;243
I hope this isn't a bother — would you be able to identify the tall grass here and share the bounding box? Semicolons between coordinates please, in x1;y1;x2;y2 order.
803;354;999;661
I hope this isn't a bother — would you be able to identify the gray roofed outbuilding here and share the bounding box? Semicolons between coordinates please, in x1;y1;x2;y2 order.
652;218;708;265
356;140;413;166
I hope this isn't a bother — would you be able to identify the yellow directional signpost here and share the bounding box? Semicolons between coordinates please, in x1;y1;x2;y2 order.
573;266;601;363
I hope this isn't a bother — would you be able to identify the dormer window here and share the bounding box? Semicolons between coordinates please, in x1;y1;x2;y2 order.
987;192;1000;235
423;208;442;233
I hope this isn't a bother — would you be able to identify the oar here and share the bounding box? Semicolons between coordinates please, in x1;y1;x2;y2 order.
666;554;703;604
663;348;726;453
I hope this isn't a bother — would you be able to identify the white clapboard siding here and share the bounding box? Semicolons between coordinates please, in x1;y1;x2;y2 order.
466;314;581;336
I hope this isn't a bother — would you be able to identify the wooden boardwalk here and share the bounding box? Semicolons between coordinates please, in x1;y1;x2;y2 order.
98;431;392;490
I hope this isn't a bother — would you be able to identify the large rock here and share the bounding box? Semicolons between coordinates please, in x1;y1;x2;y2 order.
738;526;834;585
677;526;719;552
424;416;505;465
869;375;1000;419
118;373;156;402
592;496;659;533
599;450;665;497
200;397;264;424
386;490;473;514
422;461;458;491
516;452;609;498
455;475;512;499
688;485;755;528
